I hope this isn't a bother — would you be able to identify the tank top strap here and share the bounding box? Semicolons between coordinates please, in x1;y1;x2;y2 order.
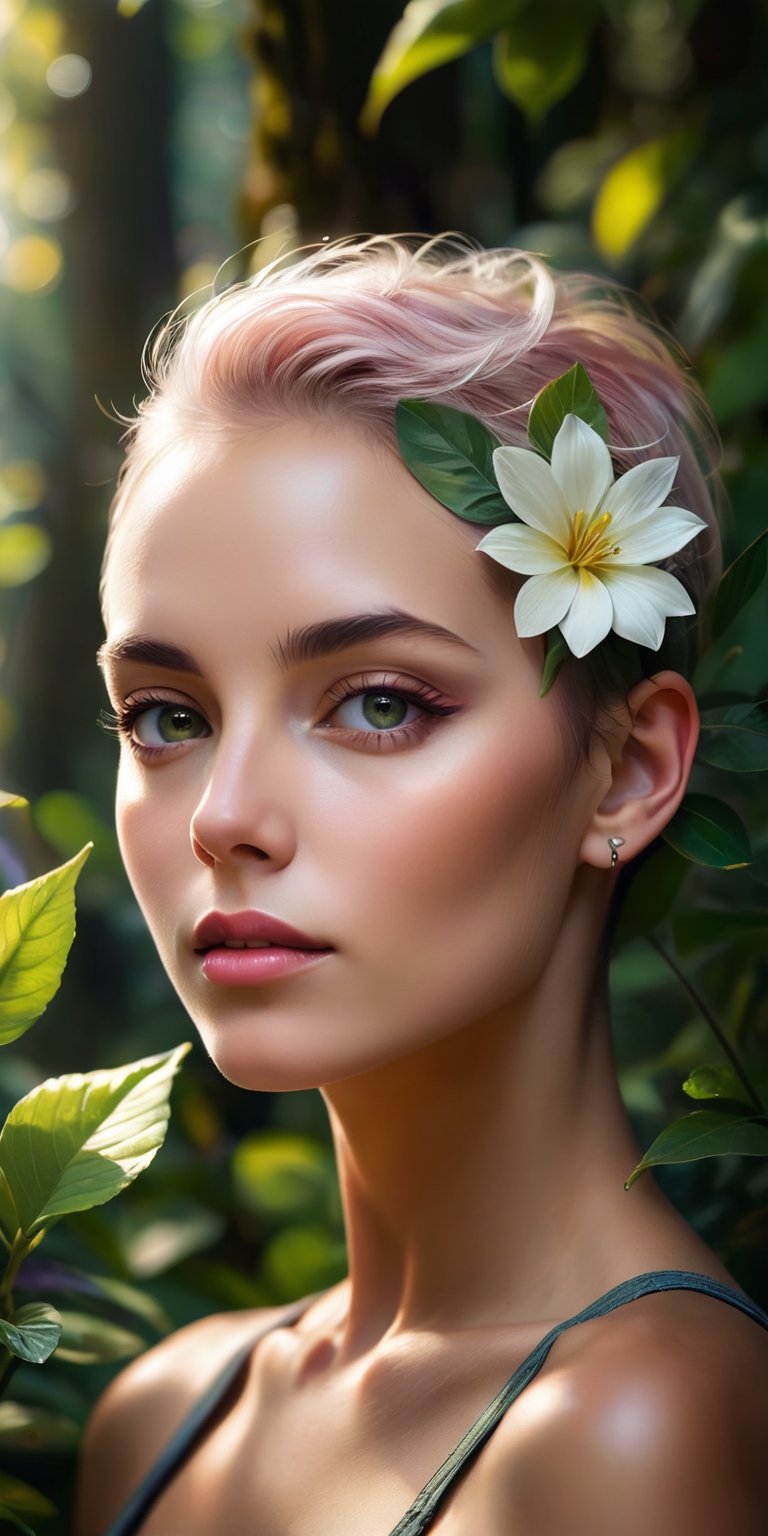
386;1269;768;1536
103;1294;314;1536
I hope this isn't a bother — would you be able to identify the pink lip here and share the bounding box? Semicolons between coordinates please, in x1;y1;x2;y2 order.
193;910;330;952
192;910;333;989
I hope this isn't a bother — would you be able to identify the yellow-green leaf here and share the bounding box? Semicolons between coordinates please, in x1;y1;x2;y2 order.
0;846;91;1045
0;524;51;588
0;1402;78;1451
592;133;692;264
0;792;27;811
361;0;522;131
682;1064;753;1107
0;1044;190;1241
0;1472;56;1519
492;0;596;124
232;1132;336;1221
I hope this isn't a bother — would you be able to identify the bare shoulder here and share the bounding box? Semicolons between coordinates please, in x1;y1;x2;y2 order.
484;1288;768;1536
75;1305;286;1536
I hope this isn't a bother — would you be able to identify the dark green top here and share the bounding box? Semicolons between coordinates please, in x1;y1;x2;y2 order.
104;1269;768;1536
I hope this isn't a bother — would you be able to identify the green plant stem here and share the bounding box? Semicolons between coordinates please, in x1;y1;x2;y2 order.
0;1232;30;1318
650;936;765;1115
0;1346;19;1401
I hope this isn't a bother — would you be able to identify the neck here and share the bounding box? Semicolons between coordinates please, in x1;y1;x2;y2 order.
321;867;671;1351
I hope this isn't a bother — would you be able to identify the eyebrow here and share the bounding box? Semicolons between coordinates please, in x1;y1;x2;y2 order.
274;609;478;668
97;610;478;678
96;638;203;675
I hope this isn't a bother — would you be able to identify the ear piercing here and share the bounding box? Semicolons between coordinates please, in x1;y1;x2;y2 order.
608;836;625;870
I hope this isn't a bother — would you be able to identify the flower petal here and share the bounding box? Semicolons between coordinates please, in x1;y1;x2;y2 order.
550;415;613;515
514;567;578;637
477;524;567;575
601;564;695;650
602;455;679;528
612;507;707;565
492;446;572;545
558;569;613;657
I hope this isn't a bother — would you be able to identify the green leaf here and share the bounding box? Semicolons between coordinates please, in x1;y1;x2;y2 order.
492;0;596;123
53;1311;144;1365
395;400;511;524
117;0;151;13
0;1305;61;1366
710;527;768;640
0;846;91;1046
232;1132;336;1222
674;907;768;955
706;306;768;423
661;793;751;869
361;0;523;131
64;1269;169;1333
527;362;609;460
538;629;569;697
614;845;689;944
626;1109;768;1187
0;1044;190;1242
0;524;51;588
0;1472;56;1519
0;1505;37;1535
263;1223;347;1302
123;1203;225;1278
682;1064;754;1107
696;701;768;771
0;1402;78;1451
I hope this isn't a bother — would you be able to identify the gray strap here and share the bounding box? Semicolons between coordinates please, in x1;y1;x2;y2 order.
387;1270;768;1536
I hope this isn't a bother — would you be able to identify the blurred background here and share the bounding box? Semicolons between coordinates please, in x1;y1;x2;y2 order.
1;0;768;1526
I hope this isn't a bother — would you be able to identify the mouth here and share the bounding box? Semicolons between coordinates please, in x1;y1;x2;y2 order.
192;909;333;955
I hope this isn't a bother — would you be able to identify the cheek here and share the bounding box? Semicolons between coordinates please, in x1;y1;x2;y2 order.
115;764;183;941
331;721;585;985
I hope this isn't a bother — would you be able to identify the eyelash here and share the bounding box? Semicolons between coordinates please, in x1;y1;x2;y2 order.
100;690;203;762
100;676;459;761
322;674;459;752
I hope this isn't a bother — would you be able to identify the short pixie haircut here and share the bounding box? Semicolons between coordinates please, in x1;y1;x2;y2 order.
106;234;722;725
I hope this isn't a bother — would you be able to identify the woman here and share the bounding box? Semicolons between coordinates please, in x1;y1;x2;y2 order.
79;237;768;1536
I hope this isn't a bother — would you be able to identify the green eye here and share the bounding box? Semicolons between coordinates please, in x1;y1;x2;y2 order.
134;704;209;746
361;693;410;730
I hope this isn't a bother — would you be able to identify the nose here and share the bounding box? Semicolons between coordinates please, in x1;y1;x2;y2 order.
189;732;298;872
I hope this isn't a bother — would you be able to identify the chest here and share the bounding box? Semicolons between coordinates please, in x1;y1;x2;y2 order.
137;1331;535;1536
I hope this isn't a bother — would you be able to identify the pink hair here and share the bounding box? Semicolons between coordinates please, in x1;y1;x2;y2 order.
106;234;722;666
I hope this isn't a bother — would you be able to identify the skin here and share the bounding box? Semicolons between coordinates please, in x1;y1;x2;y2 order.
80;420;768;1536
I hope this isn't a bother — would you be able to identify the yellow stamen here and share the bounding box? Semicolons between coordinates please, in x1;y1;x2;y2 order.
568;509;618;568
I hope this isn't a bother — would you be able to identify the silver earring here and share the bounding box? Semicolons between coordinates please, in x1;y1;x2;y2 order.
608;836;625;870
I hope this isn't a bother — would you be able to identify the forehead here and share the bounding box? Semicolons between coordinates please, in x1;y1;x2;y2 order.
102;420;518;656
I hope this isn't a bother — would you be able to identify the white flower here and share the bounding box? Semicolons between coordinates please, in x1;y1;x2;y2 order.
476;414;707;658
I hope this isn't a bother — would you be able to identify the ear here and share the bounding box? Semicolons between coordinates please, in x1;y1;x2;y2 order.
579;671;699;871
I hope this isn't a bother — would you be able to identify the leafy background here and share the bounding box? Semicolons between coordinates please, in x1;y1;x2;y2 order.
1;0;767;1527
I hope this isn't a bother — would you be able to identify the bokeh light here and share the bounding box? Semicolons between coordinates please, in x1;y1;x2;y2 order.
0;460;47;516
1;233;62;292
17;166;73;220
0;86;16;134
46;52;92;98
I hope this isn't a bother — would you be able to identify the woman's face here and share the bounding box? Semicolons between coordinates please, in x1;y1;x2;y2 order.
101;420;608;1090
